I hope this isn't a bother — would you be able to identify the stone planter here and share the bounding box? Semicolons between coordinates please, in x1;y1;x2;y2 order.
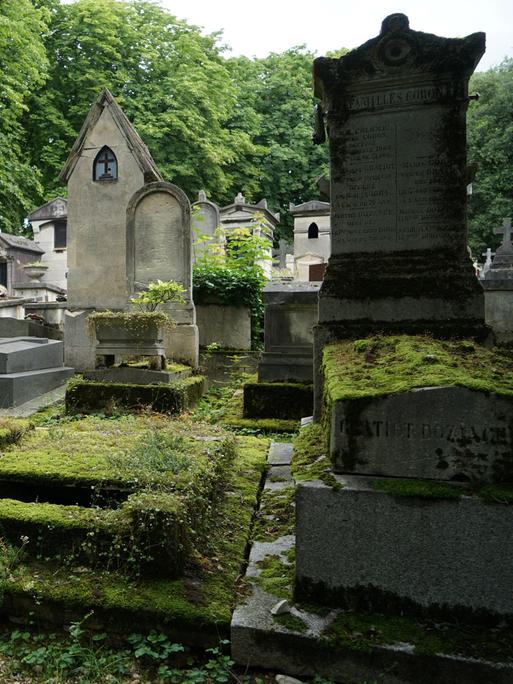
23;264;48;283
92;315;167;368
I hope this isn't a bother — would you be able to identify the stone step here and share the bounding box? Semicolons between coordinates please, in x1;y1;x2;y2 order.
0;366;74;408
0;337;64;373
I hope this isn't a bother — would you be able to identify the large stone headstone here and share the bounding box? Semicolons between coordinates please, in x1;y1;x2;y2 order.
127;182;198;366
312;13;488;416
313;13;486;340
295;17;513;624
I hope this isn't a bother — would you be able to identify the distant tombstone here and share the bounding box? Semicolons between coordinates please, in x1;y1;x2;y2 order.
482;219;513;343
192;190;220;262
274;239;293;269
313;13;486;345
484;217;513;279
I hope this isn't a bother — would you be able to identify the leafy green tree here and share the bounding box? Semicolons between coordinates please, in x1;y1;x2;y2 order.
0;0;48;231
467;59;513;257
26;0;261;203
227;47;331;241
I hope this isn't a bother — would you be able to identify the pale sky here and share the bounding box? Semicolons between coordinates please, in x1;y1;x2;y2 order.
158;0;513;71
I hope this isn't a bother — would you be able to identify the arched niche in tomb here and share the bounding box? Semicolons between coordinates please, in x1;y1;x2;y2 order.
126;181;193;305
93;145;118;181
308;222;319;239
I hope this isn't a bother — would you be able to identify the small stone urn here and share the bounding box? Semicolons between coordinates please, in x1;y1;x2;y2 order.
23;263;48;282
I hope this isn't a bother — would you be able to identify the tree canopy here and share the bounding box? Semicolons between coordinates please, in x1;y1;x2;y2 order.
0;0;48;229
14;0;330;241
467;59;513;257
0;0;510;251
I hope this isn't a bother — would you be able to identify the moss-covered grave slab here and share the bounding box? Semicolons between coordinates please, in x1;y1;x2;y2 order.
323;336;513;482
0;414;237;577
232;435;513;683
0;412;268;642
66;375;205;415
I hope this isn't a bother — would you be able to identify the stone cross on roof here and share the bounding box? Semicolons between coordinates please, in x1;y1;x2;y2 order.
495;218;513;250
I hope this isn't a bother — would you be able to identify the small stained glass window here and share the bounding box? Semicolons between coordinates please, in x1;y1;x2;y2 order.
93;146;118;181
308;222;319;239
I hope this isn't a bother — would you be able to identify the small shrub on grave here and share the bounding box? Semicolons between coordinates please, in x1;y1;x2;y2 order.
193;222;269;349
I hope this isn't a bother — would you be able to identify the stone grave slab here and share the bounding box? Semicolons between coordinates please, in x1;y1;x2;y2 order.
0;337;64;374
296;475;513;621
0;367;74;408
330;385;513;482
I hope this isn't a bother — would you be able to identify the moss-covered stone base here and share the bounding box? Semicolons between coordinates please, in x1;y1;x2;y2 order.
243;382;313;420
221;390;298;434
66;376;205;414
0;433;269;643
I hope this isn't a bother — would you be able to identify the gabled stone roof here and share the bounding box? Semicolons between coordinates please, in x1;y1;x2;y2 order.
289;200;330;216
28;197;68;222
59;88;162;184
220;193;280;226
0;234;44;253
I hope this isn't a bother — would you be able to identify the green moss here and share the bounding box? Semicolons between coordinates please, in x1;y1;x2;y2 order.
291;423;339;488
2;433;270;638
0;415;243;577
322;610;513;661
273;612;308;633
65;376;205;415
323;335;513;403
371;479;463;500
255;554;294;600
220;390;298;434
477;484;513;504
0;415;222;488
252;486;295;543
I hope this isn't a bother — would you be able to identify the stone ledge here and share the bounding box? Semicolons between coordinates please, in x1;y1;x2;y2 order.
296;476;513;621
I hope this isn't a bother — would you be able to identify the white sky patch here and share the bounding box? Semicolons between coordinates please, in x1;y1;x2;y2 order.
158;0;513;71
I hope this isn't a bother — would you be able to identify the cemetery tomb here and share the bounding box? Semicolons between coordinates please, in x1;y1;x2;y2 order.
294;16;513;624
313;12;486;353
0;413;268;640
0;337;73;408
482;217;513;342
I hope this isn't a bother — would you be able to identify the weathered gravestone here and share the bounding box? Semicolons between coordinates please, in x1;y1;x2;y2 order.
482;218;513;342
192;190;221;263
313;13;486;396
295;16;513;622
127;182;198;365
258;281;319;383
